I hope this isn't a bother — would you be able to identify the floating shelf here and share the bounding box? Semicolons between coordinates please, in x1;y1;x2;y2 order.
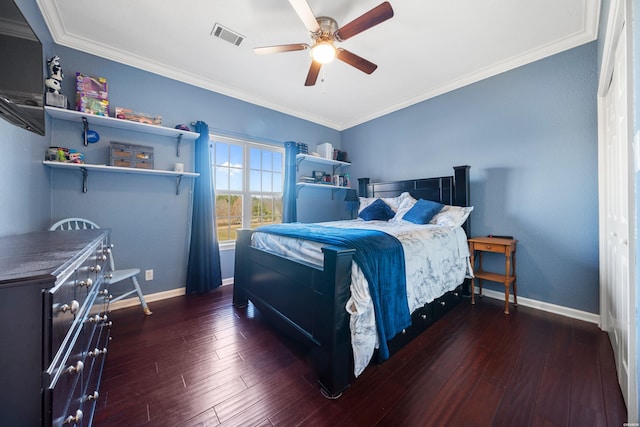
295;182;350;198
43;161;199;194
45;106;199;156
295;154;350;174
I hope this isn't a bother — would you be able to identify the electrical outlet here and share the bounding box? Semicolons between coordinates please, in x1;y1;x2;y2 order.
145;269;153;281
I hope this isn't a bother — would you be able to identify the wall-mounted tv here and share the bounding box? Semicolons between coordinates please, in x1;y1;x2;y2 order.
0;0;45;135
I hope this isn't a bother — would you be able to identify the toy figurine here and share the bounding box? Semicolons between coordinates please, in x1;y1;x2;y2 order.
45;56;68;108
45;56;63;94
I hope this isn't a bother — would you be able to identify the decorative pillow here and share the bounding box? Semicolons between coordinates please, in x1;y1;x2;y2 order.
358;192;410;214
358;198;396;221
390;193;417;222
430;205;474;227
402;199;444;224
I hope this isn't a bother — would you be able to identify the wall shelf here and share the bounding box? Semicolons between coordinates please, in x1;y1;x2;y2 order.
295;154;350;174
295;182;350;198
45;106;199;156
43;161;199;194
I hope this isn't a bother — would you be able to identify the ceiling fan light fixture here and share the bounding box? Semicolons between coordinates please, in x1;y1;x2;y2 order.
311;41;337;64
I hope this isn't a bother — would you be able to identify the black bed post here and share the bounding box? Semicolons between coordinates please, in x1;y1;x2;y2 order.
316;245;356;398
453;165;470;207
358;178;370;198
453;165;471;233
232;229;252;307
453;165;472;297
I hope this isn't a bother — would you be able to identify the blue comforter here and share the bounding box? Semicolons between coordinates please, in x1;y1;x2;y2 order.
256;223;411;360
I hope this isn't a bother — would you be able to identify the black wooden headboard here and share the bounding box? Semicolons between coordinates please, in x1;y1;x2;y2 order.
357;165;471;233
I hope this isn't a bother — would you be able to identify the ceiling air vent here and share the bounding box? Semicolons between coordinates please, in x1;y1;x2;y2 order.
211;23;244;46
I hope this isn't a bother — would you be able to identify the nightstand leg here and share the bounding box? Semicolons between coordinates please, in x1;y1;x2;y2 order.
471;278;475;305
469;245;475;305
504;254;512;314
512;252;518;306
504;284;510;314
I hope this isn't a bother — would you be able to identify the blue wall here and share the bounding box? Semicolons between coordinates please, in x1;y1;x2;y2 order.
2;0;604;315
0;0;54;236
342;42;599;313
45;45;341;293
2;1;341;296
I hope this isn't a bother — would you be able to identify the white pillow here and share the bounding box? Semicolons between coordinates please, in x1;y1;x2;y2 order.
430;205;474;227
390;193;417;222
358;192;412;214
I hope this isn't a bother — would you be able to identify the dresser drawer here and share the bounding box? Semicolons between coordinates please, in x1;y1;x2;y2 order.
0;229;110;427
45;292;110;426
45;326;87;427
473;243;504;253
45;239;109;367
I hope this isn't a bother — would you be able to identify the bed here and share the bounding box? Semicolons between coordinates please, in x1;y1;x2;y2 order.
232;165;471;398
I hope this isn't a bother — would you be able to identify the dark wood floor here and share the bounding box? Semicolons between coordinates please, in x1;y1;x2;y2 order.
94;285;627;426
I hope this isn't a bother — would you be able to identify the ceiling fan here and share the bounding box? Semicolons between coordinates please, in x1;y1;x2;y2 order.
254;0;394;86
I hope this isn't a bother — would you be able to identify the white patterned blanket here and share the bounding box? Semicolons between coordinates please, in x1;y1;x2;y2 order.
252;219;470;376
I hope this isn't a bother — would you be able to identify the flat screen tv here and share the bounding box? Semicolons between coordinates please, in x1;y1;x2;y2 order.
0;0;45;135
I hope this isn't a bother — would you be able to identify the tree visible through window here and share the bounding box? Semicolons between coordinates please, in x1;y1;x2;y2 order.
211;137;283;243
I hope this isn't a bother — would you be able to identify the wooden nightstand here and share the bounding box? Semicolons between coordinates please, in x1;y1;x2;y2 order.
468;236;517;314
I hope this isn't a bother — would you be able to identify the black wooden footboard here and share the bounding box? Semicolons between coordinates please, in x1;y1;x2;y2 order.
233;228;356;397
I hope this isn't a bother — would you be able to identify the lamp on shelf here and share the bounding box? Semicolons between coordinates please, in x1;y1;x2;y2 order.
344;189;359;219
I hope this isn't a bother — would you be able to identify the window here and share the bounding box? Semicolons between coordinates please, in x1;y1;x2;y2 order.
211;136;283;244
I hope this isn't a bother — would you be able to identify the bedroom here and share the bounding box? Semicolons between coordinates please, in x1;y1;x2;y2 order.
0;0;636;424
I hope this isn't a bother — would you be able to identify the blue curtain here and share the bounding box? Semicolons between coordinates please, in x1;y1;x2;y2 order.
282;141;297;223
186;121;222;294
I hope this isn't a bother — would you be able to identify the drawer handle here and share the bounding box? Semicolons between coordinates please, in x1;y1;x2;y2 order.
89;347;107;358
77;278;93;288
453;292;459;297
401;329;406;335
60;300;80;314
421;314;427;320
64;409;83;425
66;360;84;374
85;391;99;402
440;301;446;306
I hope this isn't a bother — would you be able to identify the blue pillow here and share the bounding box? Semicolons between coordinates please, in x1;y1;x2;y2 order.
402;199;444;224
358;198;395;221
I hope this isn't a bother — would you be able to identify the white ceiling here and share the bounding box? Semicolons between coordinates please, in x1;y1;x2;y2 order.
35;0;600;131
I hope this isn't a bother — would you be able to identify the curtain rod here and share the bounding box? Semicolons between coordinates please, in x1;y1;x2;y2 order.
190;123;287;147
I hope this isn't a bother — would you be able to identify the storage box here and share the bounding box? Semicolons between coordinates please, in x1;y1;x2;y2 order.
76;73;108;100
76;95;109;116
76;72;109;116
110;142;154;169
317;142;333;159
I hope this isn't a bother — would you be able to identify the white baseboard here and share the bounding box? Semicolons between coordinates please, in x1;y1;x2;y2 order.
477;288;600;325
108;278;234;312
109;279;601;327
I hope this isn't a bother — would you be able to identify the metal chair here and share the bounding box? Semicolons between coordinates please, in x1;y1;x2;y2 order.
49;218;152;315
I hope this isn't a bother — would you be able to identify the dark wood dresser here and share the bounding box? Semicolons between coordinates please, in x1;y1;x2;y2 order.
0;229;112;426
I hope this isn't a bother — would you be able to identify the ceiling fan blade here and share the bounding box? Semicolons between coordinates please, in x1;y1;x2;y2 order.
336;2;394;41
288;0;320;33
336;49;377;74
305;60;322;86
254;44;309;55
